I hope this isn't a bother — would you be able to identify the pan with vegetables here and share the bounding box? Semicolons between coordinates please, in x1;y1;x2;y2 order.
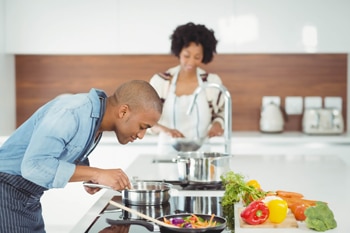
107;214;227;233
107;200;227;233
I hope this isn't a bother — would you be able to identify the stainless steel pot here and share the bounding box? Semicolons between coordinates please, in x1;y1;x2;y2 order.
123;181;172;206
177;152;231;183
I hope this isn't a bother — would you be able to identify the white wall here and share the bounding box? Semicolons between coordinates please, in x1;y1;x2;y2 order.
1;0;350;135
0;0;15;135
4;0;350;54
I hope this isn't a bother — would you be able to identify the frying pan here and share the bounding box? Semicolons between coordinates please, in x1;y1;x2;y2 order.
107;200;227;233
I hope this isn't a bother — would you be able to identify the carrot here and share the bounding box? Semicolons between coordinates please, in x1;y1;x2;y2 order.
279;196;318;208
208;214;215;226
276;190;304;199
299;198;319;206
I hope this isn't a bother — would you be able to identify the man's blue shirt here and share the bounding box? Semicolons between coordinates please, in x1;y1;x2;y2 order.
0;88;106;189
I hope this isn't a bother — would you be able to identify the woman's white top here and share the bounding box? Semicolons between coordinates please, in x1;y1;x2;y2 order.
150;65;225;155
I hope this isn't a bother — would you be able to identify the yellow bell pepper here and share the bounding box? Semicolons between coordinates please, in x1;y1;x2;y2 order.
267;199;288;223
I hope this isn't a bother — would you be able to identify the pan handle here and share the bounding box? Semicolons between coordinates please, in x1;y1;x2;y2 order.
106;219;157;232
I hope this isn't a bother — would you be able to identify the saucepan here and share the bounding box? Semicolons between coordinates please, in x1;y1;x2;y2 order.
107;200;227;233
177;152;231;183
123;181;172;205
83;181;172;206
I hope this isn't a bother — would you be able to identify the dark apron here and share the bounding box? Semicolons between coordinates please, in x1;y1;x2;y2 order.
0;172;48;233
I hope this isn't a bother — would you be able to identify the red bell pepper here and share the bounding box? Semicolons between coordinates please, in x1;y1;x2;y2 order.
240;200;269;225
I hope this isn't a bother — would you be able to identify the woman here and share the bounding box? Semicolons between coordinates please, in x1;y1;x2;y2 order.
150;22;225;154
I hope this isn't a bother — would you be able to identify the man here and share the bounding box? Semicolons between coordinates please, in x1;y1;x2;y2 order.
0;80;162;233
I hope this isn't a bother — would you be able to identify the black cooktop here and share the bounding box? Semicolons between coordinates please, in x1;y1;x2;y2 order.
84;195;234;233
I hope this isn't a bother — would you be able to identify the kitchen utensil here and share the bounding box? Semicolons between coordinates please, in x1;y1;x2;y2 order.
259;102;285;133
171;137;206;152
177;152;231;183
108;200;177;228
106;202;227;233
302;108;344;134
123;181;172;205
83;182;114;190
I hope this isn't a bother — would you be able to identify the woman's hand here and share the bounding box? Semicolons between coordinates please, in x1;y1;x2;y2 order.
207;122;224;138
166;128;184;138
151;123;184;138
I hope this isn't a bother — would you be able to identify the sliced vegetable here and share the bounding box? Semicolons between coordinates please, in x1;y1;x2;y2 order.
240;200;269;225
267;199;288;224
164;214;221;228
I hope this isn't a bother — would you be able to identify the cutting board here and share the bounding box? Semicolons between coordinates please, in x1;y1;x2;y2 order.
238;208;298;228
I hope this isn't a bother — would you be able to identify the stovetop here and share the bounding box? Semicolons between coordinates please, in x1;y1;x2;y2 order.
130;180;224;191
84;194;234;233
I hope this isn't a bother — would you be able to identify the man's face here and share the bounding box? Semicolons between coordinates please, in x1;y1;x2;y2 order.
114;107;160;145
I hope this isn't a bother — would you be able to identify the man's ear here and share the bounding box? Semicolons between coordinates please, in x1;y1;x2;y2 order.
117;104;129;118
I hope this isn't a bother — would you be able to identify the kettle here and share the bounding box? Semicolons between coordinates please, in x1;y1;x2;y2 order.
259;102;285;133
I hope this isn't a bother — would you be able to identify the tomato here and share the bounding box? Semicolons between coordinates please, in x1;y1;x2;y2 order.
291;203;307;221
246;180;261;189
267;199;288;223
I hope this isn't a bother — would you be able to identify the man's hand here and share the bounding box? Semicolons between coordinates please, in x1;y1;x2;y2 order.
70;166;131;192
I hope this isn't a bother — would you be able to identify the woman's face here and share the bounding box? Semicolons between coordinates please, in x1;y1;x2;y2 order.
179;42;203;72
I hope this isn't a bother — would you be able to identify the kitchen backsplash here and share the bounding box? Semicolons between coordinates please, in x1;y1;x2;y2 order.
15;54;347;132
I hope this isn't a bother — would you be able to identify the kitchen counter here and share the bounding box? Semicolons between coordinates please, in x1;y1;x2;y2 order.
2;131;350;146
96;131;350;145
2;132;349;232
72;153;350;233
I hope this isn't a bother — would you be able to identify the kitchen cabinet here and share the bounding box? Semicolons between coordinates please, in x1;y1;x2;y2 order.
5;0;350;54
5;0;120;54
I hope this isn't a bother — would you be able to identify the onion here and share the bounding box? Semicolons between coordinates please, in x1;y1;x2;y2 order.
171;218;185;225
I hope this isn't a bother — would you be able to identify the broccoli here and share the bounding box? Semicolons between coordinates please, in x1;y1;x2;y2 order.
304;201;337;232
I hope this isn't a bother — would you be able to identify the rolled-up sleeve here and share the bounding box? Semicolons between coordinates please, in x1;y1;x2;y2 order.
21;107;86;189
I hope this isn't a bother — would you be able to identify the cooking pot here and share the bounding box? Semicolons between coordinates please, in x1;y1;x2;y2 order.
177;152;231;183
106;213;227;233
123;181;172;205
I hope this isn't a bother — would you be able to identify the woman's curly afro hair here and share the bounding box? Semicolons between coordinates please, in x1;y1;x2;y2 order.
170;22;218;64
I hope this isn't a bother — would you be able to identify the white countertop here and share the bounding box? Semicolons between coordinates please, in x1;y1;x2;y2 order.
96;131;350;145
1;131;350;146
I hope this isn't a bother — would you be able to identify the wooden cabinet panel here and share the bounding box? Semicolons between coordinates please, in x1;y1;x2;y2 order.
16;54;347;131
